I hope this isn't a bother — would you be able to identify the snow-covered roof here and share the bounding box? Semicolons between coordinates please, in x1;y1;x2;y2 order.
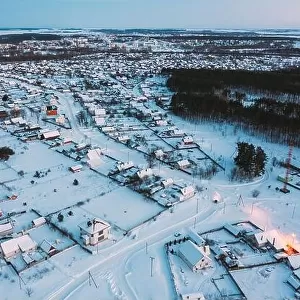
181;185;195;196
289;255;300;270
161;178;174;188
78;218;110;235
177;159;190;168
187;228;206;246
1;235;37;258
87;148;102;161
254;229;286;250
0;222;13;235
137;168;153;179
224;223;241;237
32;217;46;227
117;161;134;171
41;130;60;140
178;240;210;267
40;240;56;253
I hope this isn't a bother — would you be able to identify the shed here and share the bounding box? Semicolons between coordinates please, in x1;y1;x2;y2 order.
188;228;206;247
32;217;46;228
40;240;58;256
182;292;205;300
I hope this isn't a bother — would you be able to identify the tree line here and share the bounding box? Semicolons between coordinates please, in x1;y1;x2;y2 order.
165;68;300;145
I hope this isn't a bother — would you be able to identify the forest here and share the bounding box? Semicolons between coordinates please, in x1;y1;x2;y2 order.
163;68;300;146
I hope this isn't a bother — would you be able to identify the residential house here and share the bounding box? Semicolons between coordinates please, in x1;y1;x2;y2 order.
176;159;191;169
183;136;194;145
161;178;174;188
179;185;195;201
87;148;102;168
178;240;212;272
78;218;110;246
0;222;13;237
40;130;60;140
0;234;37;259
137;168;153;179
32;217;46;228
116;161;134;172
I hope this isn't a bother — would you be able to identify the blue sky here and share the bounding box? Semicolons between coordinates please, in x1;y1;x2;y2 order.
1;0;300;29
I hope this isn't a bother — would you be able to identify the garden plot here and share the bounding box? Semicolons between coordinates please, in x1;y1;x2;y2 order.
29;223;75;252
6;141;75;174
82;186;165;231
6;167;117;215
10;210;42;233
230;263;294;299
212;274;242;298
203;229;239;244
0;167;19;183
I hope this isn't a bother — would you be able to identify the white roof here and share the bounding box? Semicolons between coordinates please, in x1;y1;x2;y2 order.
288;254;300;270
42;130;60;139
1;235;37;257
161;178;174;188
32;217;46;227
254;229;286;250
87;148;102;161
188;228;206;246
137;168;153;179
179;240;211;267
40;240;56;253
177;159;190;167
181;185;195;196
79;218;110;235
0;222;13;234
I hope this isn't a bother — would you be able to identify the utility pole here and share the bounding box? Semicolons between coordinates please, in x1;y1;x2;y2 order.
196;197;199;214
150;257;155;277
251;202;254;215
146;242;148;254
223;202;226;214
193;217;197;229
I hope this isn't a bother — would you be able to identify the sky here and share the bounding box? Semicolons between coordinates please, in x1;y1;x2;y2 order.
1;0;300;29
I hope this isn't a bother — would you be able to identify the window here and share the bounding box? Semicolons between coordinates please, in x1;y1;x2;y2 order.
98;235;104;241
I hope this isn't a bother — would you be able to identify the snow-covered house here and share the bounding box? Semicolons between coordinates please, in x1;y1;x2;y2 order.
182;136;194;145
40;130;60;140
178;240;212;272
161;178;174;188
87;148;102;168
176;159;191;169
32;217;46;228
253;229;287;252
78;218;110;246
116;161;134;172
179;185;195;201
69;165;83;173
155;149;166;159
155;120;168;126
187;228;206;247
40;240;58;256
94;108;106;117
0;222;13;236
288;254;300;270
0;234;37;259
137;168;153;179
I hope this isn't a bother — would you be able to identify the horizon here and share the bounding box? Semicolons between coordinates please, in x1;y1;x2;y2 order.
1;0;300;29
